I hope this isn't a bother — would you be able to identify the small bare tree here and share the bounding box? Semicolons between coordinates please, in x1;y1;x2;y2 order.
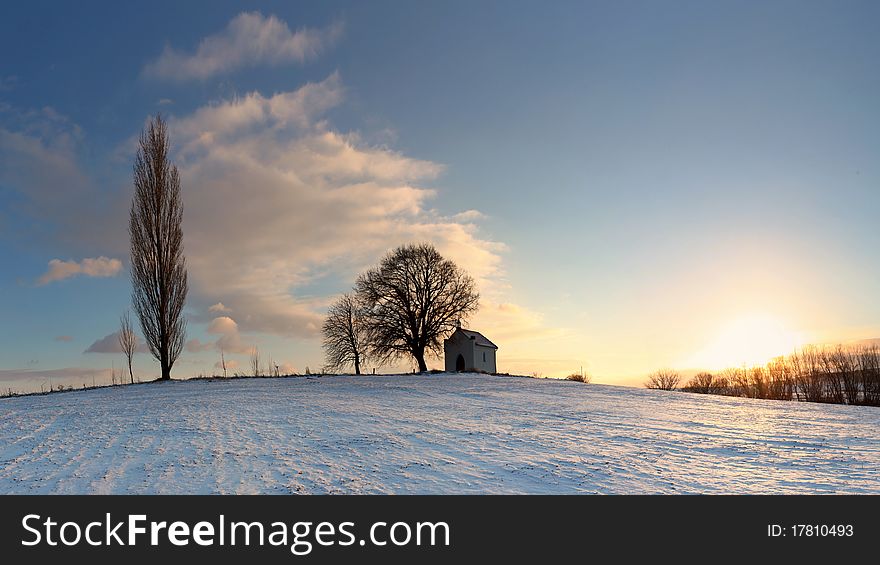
118;311;137;384
130;115;188;381
828;345;859;405
818;347;844;404
322;293;370;375
748;366;768;399
645;369;680;391
250;346;261;377
682;372;714;394
765;356;793;400
791;346;825;402
219;348;227;378
356;243;479;372
857;345;880;406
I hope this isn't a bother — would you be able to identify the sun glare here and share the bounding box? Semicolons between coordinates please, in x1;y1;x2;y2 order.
685;314;807;371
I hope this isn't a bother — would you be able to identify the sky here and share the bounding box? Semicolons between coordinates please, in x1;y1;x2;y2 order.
1;0;878;391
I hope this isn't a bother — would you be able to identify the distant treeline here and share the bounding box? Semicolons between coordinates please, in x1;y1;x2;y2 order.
673;345;880;406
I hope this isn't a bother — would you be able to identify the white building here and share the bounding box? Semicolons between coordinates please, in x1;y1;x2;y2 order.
444;327;498;373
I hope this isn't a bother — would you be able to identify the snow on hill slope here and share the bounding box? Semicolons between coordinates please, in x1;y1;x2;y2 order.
1;373;878;494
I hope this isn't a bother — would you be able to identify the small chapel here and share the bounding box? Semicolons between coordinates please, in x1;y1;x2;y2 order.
443;325;498;373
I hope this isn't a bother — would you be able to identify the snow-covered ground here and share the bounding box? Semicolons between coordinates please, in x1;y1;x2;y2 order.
1;373;878;494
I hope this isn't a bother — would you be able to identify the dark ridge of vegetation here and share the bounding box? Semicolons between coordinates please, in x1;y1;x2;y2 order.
675;344;880;407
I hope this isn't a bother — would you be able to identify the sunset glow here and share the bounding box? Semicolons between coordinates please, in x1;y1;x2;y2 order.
1;2;879;392
683;314;809;371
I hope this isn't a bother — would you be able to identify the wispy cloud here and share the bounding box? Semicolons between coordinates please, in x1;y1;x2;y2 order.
142;12;343;81
0;104;127;256
37;257;122;285
0;367;113;386
84;331;148;354
54;335;73;342
0;75;19;91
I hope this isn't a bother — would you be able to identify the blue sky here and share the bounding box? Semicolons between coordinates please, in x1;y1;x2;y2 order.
1;1;879;391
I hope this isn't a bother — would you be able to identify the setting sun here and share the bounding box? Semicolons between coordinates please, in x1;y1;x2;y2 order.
684;314;809;371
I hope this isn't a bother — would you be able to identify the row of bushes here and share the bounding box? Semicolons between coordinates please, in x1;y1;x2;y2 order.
649;344;880;406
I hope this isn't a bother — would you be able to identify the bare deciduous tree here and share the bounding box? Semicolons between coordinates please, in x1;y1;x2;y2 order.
355;243;479;372
250;346;261;377
765;356;793;400
791;346;825;402
322;293;370;375
645;369;680;391
857;345;880;406
828;345;859;405
130;115;188;381
118;311;137;384
682;372;715;394
220;348;227;378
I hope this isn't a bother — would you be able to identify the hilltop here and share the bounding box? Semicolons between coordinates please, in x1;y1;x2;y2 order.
1;373;878;494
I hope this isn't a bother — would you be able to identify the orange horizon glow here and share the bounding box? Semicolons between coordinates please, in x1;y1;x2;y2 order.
678;313;811;372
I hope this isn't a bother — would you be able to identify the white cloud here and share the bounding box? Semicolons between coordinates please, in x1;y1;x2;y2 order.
172;73;345;149
37;256;122;285
166;74;503;341
143;12;342;81
209;302;231;313
207;316;252;354
451;209;487;222
186;316;252;354
2;74;563;379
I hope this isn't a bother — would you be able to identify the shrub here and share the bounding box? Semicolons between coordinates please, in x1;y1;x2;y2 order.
566;372;591;383
645;369;680;391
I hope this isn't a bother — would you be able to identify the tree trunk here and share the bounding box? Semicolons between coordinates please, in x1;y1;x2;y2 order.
160;360;171;380
128;360;134;385
354;353;361;375
414;350;428;372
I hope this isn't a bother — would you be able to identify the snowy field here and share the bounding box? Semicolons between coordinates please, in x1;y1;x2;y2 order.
1;373;878;494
